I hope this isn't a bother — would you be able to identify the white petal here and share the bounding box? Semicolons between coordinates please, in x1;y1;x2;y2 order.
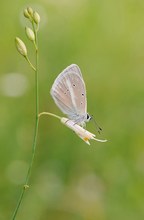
93;138;107;143
61;117;107;144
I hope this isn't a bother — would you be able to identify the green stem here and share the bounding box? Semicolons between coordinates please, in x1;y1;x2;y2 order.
11;31;39;220
25;56;36;71
32;21;38;52
39;112;61;120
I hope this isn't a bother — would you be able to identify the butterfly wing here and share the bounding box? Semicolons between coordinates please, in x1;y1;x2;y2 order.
50;64;87;120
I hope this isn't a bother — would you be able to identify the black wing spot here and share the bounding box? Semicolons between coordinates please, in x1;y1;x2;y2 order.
81;102;83;105
82;93;84;96
73;84;76;86
64;89;69;94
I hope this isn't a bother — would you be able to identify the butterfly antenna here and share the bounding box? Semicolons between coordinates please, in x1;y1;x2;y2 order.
91;115;102;134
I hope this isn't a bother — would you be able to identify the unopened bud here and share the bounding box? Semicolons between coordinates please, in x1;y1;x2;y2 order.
23;9;30;19
25;27;35;41
15;37;27;57
33;11;40;24
27;7;33;16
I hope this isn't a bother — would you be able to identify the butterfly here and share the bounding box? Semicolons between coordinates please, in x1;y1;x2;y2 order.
50;64;92;127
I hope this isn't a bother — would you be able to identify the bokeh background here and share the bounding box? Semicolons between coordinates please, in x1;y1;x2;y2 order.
0;0;144;220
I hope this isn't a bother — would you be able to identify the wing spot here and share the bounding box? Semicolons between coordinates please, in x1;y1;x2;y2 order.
73;84;76;86
81;102;83;105
64;89;69;94
82;93;84;96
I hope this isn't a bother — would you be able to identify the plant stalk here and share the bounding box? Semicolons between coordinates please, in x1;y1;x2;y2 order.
11;30;39;220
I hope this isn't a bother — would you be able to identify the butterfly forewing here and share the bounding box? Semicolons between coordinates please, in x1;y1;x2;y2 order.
50;64;87;120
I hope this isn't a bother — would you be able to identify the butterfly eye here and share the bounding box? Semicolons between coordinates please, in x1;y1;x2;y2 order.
87;114;91;120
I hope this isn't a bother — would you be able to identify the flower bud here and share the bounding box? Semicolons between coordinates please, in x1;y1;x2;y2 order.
23;9;30;19
25;27;35;41
15;37;27;57
27;7;33;16
33;11;40;24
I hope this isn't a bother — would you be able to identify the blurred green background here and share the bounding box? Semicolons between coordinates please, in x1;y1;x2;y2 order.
0;0;144;220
